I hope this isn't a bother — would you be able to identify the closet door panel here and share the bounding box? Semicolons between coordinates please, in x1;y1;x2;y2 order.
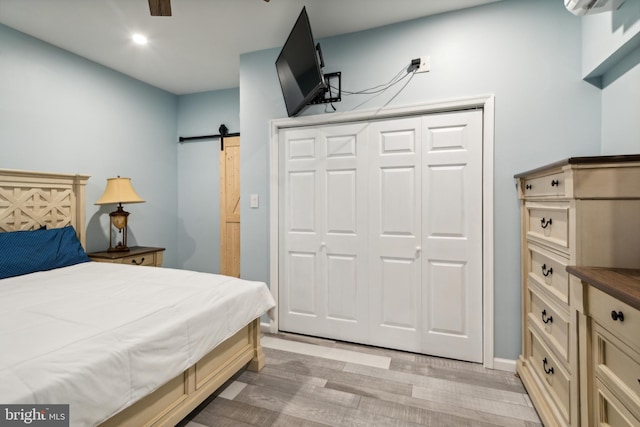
369;117;422;352
326;254;358;321
380;256;420;329
280;128;325;335
280;123;368;341
421;110;483;363
426;260;467;334
325;169;356;234
322;124;369;340
287;251;318;316
288;170;317;233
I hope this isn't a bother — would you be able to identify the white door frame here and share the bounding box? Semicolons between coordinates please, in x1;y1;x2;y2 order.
269;95;496;368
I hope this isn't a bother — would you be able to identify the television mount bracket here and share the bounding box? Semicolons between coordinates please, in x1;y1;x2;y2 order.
309;72;341;106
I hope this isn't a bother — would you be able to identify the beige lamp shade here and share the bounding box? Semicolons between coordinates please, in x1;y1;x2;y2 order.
95;177;145;205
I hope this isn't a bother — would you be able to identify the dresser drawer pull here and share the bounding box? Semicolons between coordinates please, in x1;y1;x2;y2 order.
610;310;624;322
540;218;552;229
131;257;145;265
525;184;532;190
541;309;553;324
543;357;554;375
541;264;553;277
551;179;559;187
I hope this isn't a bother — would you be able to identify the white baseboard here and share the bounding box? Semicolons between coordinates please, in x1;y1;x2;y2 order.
493;357;517;372
260;321;274;334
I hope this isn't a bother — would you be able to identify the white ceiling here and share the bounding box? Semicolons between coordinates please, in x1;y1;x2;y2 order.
0;0;501;95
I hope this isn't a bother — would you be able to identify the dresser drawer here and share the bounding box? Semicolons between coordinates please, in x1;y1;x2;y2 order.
88;247;165;267
121;253;156;266
528;244;570;305
522;172;566;198
528;282;570;363
592;323;640;411
527;327;572;424
526;202;570;251
588;286;640;352
594;379;640;427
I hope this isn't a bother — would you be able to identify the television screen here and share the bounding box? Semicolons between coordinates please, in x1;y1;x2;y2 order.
275;7;326;117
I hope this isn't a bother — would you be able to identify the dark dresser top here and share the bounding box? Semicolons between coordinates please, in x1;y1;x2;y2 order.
514;154;640;178
566;266;640;311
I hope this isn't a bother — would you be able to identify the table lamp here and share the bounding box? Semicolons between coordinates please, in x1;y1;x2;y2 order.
95;177;145;252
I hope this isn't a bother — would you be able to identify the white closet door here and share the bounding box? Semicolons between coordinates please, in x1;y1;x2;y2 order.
368;117;423;353
279;126;324;336
278;110;484;363
279;123;369;341
421;110;483;362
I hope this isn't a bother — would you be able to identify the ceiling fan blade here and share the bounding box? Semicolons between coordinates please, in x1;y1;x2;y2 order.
148;0;172;16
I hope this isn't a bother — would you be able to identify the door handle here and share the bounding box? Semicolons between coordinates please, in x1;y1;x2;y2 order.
416;246;422;257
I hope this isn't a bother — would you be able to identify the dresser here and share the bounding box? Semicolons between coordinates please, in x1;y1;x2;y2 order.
515;155;640;426
568;267;640;427
88;246;165;267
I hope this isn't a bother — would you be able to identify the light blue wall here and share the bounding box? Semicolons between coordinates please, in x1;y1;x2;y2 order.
176;89;240;272
580;0;640;154
0;24;179;266
240;0;602;359
601;50;640;153
581;0;640;81
239;48;278;283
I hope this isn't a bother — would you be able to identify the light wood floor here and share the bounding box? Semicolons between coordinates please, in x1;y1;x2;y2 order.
178;333;541;427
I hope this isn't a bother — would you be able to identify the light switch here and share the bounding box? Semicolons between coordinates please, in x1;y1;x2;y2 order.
250;194;259;208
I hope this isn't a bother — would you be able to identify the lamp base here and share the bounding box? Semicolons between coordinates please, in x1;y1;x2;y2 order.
108;205;131;252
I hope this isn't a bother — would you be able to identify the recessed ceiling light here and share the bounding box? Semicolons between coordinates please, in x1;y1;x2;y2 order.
132;33;148;45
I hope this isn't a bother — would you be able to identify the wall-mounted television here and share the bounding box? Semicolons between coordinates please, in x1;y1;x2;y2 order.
275;7;326;117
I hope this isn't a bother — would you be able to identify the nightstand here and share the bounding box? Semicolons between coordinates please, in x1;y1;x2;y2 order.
88;246;165;267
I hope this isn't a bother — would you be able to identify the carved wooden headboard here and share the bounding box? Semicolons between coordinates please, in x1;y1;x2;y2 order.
0;169;90;247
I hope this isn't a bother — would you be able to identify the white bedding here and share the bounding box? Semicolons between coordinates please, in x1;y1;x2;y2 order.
0;262;275;426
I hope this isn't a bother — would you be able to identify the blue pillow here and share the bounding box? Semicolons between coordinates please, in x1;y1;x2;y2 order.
0;226;90;279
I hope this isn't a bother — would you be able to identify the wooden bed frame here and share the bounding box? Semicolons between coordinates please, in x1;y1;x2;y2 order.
0;169;266;427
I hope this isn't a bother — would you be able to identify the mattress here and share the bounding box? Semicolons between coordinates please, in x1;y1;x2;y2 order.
0;262;275;426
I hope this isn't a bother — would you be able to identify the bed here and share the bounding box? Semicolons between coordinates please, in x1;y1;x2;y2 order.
0;169;276;427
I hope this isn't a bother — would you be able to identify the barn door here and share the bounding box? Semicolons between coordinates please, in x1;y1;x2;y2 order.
220;136;240;277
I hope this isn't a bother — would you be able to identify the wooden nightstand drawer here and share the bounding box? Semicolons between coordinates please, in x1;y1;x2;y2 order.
120;253;155;266
526;202;570;252
522;171;565;198
88;246;165;267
